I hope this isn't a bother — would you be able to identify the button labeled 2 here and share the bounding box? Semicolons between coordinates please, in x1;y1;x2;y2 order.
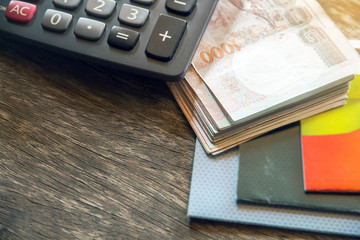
5;0;37;23
86;0;117;19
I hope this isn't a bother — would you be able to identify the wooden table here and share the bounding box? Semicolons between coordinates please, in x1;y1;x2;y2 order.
0;1;359;239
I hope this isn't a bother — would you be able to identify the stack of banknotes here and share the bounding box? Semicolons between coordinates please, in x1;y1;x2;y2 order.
168;0;360;155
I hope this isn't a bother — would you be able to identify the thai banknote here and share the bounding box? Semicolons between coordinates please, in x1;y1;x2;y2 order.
192;0;360;123
169;77;349;154
184;66;231;131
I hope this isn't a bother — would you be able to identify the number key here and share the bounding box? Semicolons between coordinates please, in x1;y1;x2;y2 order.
118;3;149;28
131;0;156;6
53;0;82;10
42;9;73;32
86;0;116;19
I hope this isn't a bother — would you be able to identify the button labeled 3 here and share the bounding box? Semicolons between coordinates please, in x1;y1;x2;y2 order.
119;3;149;28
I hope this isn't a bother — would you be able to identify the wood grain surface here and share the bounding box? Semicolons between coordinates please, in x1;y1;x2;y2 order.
0;1;359;239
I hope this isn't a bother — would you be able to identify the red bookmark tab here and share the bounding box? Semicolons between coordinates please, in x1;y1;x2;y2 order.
5;1;37;23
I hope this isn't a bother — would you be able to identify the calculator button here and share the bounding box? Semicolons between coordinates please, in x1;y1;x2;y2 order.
130;0;156;6
166;0;197;16
74;17;106;41
5;1;37;23
108;26;139;50
42;9;73;32
53;0;82;10
146;14;186;61
119;4;149;28
86;0;116;19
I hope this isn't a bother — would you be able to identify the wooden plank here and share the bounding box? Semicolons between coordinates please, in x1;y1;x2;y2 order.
0;0;358;239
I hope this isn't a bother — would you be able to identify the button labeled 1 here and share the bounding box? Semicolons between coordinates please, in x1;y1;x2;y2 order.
53;0;82;10
146;14;187;61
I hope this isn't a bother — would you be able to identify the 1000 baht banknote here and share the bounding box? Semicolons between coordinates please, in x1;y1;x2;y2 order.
192;0;360;123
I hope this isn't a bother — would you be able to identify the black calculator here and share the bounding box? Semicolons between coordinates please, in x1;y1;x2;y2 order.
0;0;217;81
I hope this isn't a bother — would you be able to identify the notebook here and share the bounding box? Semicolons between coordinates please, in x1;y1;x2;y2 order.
187;139;360;237
236;123;360;214
300;75;360;193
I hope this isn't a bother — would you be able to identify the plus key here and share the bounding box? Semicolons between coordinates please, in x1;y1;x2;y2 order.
145;14;187;61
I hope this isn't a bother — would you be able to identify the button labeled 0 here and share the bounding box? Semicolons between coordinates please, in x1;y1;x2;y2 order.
42;9;73;33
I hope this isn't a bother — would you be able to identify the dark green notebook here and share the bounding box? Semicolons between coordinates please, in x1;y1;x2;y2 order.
237;123;360;214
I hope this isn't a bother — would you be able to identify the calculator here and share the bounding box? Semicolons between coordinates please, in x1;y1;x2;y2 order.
0;0;217;81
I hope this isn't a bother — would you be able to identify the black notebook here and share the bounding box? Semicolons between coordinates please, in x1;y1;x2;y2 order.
236;123;360;214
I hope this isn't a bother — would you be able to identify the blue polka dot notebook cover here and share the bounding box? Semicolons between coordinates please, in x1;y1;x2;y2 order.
187;139;360;237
